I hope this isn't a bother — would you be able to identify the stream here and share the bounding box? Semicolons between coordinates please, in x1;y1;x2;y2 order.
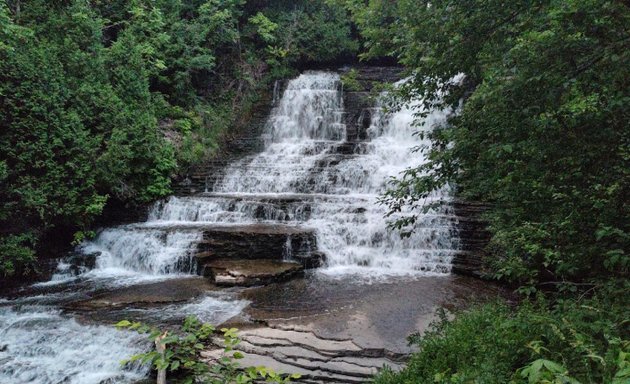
0;70;496;384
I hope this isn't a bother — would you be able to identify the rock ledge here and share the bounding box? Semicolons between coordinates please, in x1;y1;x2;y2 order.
205;259;304;287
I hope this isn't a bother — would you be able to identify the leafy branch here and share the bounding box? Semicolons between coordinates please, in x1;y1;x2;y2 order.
116;316;301;384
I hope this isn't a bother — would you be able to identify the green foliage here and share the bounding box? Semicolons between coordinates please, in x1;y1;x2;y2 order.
0;233;37;277
258;0;358;65
0;0;178;276
72;230;97;246
116;316;301;384
375;286;630;384
0;0;359;277
342;0;630;287
340;69;362;91
249;12;278;44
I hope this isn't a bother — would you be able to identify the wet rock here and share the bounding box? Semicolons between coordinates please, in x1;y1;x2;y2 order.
64;251;97;268
292;251;326;269
37;250;100;283
204;259;304;287
451;201;492;277
66;277;216;310
202;326;404;384
189;224;320;269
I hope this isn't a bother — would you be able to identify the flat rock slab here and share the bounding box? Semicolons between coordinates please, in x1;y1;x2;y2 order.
241;274;507;354
204;275;508;383
206;259;304;287
67;277;216;310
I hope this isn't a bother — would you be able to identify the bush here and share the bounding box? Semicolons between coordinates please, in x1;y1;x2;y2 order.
375;285;630;384
0;233;37;277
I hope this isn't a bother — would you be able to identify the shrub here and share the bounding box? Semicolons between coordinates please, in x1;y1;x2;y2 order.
116;316;301;384
375;285;630;384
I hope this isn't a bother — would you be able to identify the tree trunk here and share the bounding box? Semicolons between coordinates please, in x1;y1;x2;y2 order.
155;331;168;384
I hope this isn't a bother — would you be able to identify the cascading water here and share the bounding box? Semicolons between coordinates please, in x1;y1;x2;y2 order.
0;306;148;384
57;70;456;279
144;71;458;275
0;70;460;384
80;228;201;275
216;72;345;193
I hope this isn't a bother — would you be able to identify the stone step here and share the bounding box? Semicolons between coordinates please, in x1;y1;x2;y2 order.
190;223;322;269
457;228;492;240
202;349;366;384
122;222;324;271
457;238;490;249
205;162;361;175
200;192;373;203
329;141;371;155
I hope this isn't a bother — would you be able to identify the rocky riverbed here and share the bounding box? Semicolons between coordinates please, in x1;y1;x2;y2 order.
1;271;504;384
219;273;504;383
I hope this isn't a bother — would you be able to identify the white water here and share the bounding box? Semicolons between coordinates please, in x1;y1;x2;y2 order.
0;291;251;384
217;73;345;193
82;228;201;275
144;71;458;276
58;71;456;279
0;307;148;384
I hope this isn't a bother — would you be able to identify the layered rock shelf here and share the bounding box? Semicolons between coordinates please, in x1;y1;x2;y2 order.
451;201;492;277
191;224;323;270
202;327;405;384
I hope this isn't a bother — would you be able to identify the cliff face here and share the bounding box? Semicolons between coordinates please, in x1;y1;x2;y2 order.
451;201;490;278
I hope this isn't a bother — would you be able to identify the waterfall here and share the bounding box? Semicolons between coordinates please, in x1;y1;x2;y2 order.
312;91;457;274
0;70;462;384
80;228;201;275
68;70;456;278
215;72;345;193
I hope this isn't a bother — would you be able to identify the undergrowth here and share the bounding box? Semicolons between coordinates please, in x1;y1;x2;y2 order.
374;282;630;384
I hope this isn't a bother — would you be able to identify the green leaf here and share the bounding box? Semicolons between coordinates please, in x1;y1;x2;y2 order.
115;320;132;328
